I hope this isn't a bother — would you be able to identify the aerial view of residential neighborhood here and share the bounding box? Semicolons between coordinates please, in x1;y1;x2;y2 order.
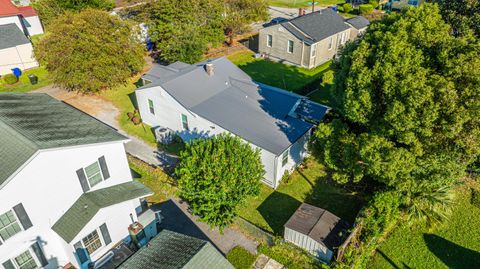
1;0;479;268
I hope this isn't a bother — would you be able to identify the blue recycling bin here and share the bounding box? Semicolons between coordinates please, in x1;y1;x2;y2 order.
11;68;22;77
331;5;338;12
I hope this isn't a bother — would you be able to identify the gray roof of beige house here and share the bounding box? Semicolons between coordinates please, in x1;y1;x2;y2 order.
52;181;152;243
138;57;329;155
118;229;234;269
279;9;351;45
346;16;370;30
0;23;30;50
284;203;349;250
0;93;127;187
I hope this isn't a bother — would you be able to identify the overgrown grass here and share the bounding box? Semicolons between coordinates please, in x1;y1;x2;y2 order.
268;0;345;8
100;80;157;147
227;246;258;269
128;155;177;203
258;242;325;269
368;184;480;269
239;158;363;234
0;67;52;92
227;51;331;93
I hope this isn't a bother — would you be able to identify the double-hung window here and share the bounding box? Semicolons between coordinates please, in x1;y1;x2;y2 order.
148;99;155;115
82;230;103;255
0;210;22;242
287;40;294;53
281;150;289;167
84;160;104;188
267;34;273;47
311;44;317;58
181;114;189;130
328;37;333;50
14;250;38;269
74;223;112;265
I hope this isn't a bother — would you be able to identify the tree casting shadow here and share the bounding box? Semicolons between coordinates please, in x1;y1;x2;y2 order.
424;234;480;269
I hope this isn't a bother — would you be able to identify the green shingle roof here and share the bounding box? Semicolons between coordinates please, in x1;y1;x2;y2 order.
118;230;234;269
52;181;153;243
0;93;127;187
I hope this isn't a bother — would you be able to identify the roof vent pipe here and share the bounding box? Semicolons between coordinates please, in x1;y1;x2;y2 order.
205;62;214;76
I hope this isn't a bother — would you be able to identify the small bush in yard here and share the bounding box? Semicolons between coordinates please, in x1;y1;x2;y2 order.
227;246;257;269
322;70;334;85
3;74;18;85
359;4;374;14
343;3;353;13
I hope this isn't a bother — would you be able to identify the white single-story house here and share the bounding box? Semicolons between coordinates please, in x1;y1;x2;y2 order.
284;203;349;262
0;0;44;37
135;57;329;188
0;93;156;269
0;23;38;75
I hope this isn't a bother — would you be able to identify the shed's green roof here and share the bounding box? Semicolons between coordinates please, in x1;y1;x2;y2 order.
52;181;153;243
118;230;234;269
0;93;127;186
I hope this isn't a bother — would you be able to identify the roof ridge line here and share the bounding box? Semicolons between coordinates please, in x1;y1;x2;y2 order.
0;116;40;150
285;21;314;40
308;209;326;237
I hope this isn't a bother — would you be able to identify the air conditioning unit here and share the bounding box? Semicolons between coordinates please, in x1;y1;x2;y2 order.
154;126;173;144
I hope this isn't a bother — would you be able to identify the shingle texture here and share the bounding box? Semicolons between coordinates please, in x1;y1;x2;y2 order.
346;16;370;30
52;181;152;243
284;203;349;250
138;58;329;155
280;9;351;45
118;230;234;269
0;93;126;186
0;23;30;50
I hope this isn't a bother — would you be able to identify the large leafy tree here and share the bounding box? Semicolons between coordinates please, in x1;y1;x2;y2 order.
432;0;480;37
32;0;114;26
223;0;270;35
313;4;480;225
176;134;264;231
35;9;145;92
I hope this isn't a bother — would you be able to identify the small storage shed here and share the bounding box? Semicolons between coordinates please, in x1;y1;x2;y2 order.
284;203;349;262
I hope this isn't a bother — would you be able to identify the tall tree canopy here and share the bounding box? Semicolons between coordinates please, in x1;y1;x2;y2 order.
432;0;480;37
32;0;114;26
313;4;480;223
35;9;145;92
176;134;264;230
224;0;270;34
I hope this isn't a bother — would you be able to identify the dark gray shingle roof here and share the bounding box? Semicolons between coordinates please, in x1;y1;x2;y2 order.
346;16;370;30
0;23;30;50
138;58;329;155
52;181;152;243
284;203;349;250
118;230;234;269
280;9;351;44
0;93;127;186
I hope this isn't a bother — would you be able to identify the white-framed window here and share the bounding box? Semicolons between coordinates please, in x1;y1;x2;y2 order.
181;114;189;130
267;34;273;47
0;210;22;242
13;250;38;269
84;160;104;188
281;150;289;167
328;37;333;50
148;99;155;115
340;32;347;45
287;40;294;53
311;44;317;57
82;230;103;255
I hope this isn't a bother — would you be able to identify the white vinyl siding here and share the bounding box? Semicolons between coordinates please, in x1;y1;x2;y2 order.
287;40;294;53
0;210;22;242
84;161;103;188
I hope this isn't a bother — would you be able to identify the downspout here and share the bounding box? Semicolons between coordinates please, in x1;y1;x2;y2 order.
300;41;305;67
273;155;278;189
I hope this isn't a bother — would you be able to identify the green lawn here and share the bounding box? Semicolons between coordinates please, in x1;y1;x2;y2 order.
268;0;345;8
0;67;52;93
368;186;480;269
239;158;364;234
227;51;331;94
227;246;258;269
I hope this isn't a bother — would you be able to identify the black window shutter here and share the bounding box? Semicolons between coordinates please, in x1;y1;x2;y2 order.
12;203;32;230
98;156;110;180
99;223;112;245
2;260;14;269
31;242;48;266
73;241;89;264
76;168;90;192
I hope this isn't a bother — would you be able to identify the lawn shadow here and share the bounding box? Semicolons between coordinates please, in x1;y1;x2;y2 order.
127;91;138;110
424;234;480;268
130;167;142;179
257;191;302;235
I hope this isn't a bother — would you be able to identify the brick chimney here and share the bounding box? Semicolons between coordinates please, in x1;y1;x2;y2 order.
205;62;214;76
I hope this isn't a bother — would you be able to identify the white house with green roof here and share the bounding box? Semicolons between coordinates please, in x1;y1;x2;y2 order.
0;93;153;269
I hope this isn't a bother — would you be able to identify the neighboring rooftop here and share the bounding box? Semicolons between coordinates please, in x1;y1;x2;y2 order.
118;229;234;269
0;93;127;187
0;23;29;49
346;16;370;30
52;181;152;243
284;203;349;250
138;57;329;155
0;0;36;17
279;9;351;45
